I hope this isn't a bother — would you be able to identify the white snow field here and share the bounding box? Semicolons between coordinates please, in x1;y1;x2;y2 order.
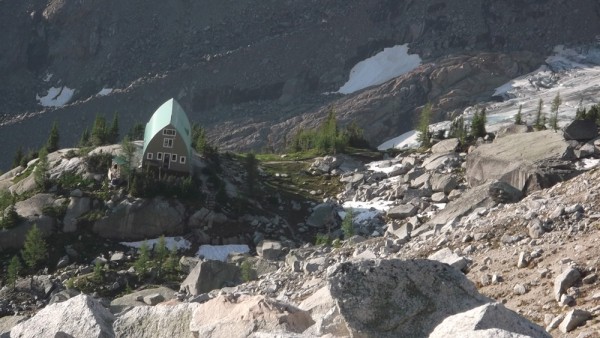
97;88;113;96
36;86;75;107
196;244;250;262
378;45;600;150
120;236;192;251
338;44;421;94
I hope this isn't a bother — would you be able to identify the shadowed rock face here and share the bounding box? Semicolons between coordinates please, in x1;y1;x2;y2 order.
466;130;577;194
1;0;600;170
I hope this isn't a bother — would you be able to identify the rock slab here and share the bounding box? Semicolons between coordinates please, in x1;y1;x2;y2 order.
9;294;115;338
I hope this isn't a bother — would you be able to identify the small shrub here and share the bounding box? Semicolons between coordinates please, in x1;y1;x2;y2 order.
85;153;112;174
315;233;332;246
240;260;254;282
341;208;355;239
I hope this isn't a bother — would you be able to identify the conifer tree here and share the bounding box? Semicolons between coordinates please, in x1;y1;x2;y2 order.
21;224;48;270
417;104;433;148
121;136;136;191
79;128;91;147
46;122;60;153
550;92;561;131
163;246;179;278
515;105;523;125
134;241;150;276
534;99;544;130
155;236;169;279
109;113;120;144
34;147;49;190
91;115;107;146
470;107;487;139
128;123;145;141
342;208;355;239
244;153;258;196
7;255;22;288
12;147;23;169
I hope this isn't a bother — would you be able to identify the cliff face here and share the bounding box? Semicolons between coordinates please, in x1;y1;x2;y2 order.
1;0;600;169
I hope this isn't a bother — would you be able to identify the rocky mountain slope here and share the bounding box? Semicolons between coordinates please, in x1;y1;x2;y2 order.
2;1;600;170
2;118;600;336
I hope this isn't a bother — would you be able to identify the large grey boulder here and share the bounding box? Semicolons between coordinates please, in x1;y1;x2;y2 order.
488;181;523;204
113;302;199;338
0;315;26;338
110;286;176;314
93;197;185;240
14;193;56;218
495;124;532;139
426;183;495;229
9;294;115;338
189;295;314;337
386;204;417;220
8;173;36;195
180;260;241;296
553;267;581;302
307;259;491;338
431;138;460;153
466;130;575;193
306;203;338;228
423;153;462;171
256;240;284;260
430;303;551;338
63;196;91;232
428;247;468;272
563;119;598;141
430;174;458;194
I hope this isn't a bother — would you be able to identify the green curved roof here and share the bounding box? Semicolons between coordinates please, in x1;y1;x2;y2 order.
142;98;192;154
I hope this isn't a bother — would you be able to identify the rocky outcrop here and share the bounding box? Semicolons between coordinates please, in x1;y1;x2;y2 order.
563;119;598;141
109;286;177;314
180;260;241;296
63;196;91;232
9;295;115;338
189;295;314;337
466;130;576;193
316;259;490;337
430;303;550;338
93;197;185;240
0;218;55;251
306;203;339;229
113;302;199;338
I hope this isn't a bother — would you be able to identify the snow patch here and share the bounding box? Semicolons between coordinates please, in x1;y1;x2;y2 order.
97;88;113;96
43;73;53;82
36;86;75;107
120;236;192;251
576;158;600;170
377;130;419;151
341;200;395;223
338;44;421;94
196;244;250;261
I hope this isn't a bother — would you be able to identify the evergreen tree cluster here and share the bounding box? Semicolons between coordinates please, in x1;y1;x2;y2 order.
134;236;179;281
470;107;487;139
575;103;600;124
289;110;369;153
80;113;120;147
192;124;218;159
5;224;49;287
416;104;433;148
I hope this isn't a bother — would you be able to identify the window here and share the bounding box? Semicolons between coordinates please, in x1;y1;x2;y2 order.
147;152;153;160
163;129;176;136
180;156;186;164
157;152;163;160
163;138;174;148
171;154;177;162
